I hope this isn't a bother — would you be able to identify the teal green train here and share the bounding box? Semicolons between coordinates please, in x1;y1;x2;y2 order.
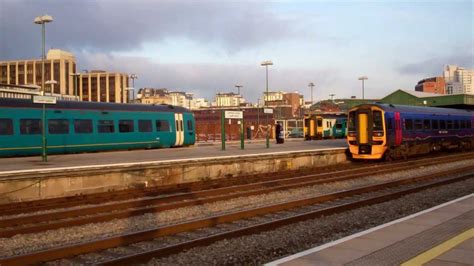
0;98;195;157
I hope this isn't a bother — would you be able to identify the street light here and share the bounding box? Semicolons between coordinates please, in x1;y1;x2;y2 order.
129;74;138;103
34;14;53;162
70;72;81;99
261;60;273;148
358;76;368;100
308;82;315;105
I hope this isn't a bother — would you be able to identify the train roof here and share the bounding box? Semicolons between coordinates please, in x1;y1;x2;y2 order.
351;103;473;116
0;98;191;113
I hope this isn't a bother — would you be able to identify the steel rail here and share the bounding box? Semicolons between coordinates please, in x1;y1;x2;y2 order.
1;153;470;237
100;172;474;265
1;152;471;215
0;166;471;265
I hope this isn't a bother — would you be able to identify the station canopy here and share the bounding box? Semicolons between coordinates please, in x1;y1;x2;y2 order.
381;90;474;110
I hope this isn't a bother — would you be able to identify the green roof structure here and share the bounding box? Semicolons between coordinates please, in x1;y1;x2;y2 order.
381;89;474;109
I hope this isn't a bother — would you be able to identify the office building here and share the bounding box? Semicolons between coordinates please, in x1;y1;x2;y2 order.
415;77;446;94
444;65;473;95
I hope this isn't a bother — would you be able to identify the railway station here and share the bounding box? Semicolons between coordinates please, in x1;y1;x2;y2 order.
1;2;473;265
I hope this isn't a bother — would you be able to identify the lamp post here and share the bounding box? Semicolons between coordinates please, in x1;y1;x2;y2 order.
358;76;368;100
308;82;315;105
70;72;81;99
261;60;273;148
129;74;138;103
34;14;53;162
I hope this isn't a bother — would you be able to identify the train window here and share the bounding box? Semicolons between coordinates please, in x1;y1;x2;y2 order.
74;119;93;134
138;120;152;132
335;123;342;129
48;119;69;134
373;111;383;131
156;120;170;132
460;120;466;129
468;120;472;129
386;118;392;130
405;119;413;130
432;120;439;130
453;120;459;129
187;120;193;131
440;120;446;129
447;120;453;129
119;120;134;133
348;112;355;131
0;119;13;135
423;120;430;130
98;120;115;133
414;119;423;130
20;119;42;135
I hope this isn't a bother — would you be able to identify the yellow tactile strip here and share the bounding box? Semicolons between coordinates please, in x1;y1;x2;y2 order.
344;210;474;266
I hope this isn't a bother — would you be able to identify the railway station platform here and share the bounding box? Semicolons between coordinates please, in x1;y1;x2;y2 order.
0;139;347;203
267;194;474;266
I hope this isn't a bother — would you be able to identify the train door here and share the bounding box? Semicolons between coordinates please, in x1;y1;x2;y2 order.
395;112;402;146
357;110;371;144
174;113;184;146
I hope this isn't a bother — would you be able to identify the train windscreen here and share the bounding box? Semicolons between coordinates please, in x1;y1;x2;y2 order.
348;111;356;131
373;111;383;131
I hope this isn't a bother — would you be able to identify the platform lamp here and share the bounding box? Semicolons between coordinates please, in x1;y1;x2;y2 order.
70;72;81;99
34;14;53;163
129;74;138;103
308;82;315;105
358;76;368;100
261;60;273;149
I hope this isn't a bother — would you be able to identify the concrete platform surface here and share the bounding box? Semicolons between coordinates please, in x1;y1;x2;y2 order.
0;139;346;174
267;194;474;266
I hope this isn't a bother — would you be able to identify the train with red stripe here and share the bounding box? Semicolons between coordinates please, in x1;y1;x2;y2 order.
347;103;474;160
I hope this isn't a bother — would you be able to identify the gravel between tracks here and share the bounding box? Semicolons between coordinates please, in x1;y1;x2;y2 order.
0;159;473;258
148;178;474;266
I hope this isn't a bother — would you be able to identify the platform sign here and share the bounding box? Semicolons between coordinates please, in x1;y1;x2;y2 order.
33;95;57;104
264;108;273;114
225;111;243;119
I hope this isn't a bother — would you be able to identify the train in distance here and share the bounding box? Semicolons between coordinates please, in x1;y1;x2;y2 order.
0;98;195;157
347;103;474;160
304;114;347;140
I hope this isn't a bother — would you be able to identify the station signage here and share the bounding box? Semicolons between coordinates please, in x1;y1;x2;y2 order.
225;111;243;119
264;108;274;114
33;95;57;104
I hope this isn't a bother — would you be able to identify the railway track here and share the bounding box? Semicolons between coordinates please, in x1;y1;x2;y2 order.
1;153;473;238
0;162;472;265
1;151;470;216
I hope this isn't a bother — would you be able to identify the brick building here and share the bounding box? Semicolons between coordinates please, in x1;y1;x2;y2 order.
415;77;446;94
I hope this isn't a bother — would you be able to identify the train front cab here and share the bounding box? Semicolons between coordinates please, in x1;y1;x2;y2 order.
347;105;387;159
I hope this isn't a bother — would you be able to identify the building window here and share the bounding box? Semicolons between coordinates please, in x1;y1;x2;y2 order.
74;119;93;134
48;119;69;134
138;120;152;132
20;119;42;135
98;120;115;133
119;120;134;133
0;119;13;135
156;120;170;132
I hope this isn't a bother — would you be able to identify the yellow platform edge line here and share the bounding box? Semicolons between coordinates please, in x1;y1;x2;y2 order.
400;227;474;266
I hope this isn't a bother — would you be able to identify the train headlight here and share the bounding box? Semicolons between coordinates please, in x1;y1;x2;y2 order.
373;132;384;137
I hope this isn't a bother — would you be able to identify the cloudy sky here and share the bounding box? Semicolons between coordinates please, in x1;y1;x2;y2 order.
1;0;472;102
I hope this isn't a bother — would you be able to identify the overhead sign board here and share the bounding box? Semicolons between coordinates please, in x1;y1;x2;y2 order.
225;110;243;119
33;95;57;104
264;108;273;114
